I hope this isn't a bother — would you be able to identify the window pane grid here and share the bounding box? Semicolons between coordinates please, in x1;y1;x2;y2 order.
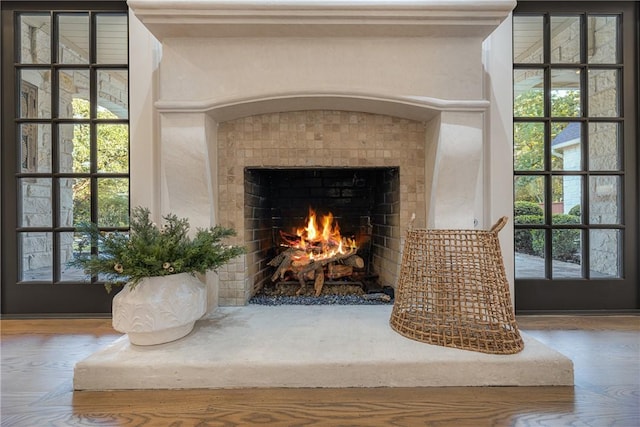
14;9;129;284
514;10;625;280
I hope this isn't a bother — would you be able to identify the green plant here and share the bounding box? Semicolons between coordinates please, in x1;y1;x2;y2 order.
514;214;544;254
529;214;581;262
71;99;129;227
514;201;544;217
550;214;581;262
70;206;246;291
568;204;581;217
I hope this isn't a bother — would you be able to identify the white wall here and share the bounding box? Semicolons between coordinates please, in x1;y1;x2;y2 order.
128;11;162;221
483;14;515;293
158;37;484;103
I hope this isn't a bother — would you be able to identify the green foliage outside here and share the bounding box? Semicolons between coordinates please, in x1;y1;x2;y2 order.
514;214;544;255
72;99;129;227
513;89;580;204
547;214;581;263
70;207;247;292
514;213;581;263
514;201;543;217
514;87;581;263
568;204;581;217
513;202;544;256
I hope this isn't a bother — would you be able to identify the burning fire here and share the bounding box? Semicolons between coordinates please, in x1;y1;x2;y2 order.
281;208;357;261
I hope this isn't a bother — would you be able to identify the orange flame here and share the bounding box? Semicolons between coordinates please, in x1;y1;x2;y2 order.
289;208;356;260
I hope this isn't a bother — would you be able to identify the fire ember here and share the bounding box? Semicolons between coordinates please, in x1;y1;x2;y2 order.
269;208;366;296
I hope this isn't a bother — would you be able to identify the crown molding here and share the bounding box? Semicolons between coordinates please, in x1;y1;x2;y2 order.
128;0;516;39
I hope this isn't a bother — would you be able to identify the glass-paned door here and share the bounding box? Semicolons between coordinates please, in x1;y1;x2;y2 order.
513;2;637;311
1;2;129;315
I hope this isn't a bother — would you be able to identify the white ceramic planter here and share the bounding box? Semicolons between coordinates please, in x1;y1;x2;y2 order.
112;272;207;346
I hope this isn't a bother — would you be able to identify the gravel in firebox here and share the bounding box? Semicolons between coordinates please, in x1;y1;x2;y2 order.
249;282;393;305
249;294;392;306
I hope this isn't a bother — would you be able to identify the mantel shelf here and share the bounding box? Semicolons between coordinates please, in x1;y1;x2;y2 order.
129;0;516;39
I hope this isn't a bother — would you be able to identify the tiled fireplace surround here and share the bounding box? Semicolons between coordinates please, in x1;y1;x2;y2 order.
129;0;517;308
220;111;425;304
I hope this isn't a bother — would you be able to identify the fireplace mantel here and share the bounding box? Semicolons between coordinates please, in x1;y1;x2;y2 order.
128;0;516;306
154;92;490;122
128;0;516;39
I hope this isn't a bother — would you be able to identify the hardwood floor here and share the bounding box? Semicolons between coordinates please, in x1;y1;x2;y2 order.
1;316;638;426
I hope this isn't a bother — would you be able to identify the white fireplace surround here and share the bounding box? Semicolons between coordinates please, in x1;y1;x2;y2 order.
74;1;576;392
127;0;517;308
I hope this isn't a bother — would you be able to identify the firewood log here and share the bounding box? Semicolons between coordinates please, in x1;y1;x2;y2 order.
327;263;353;279
279;230;301;246
268;247;300;267
271;256;292;282
295;273;307;295
270;248;310;281
294;248;357;277
268;251;287;267
291;257;311;268
343;255;365;269
313;267;325;296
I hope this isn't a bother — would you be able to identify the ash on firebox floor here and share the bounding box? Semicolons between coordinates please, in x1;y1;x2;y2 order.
249;282;394;306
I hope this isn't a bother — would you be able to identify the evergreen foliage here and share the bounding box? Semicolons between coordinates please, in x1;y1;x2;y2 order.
514;201;544;217
70;207;246;292
568;204;581;217
514;214;544;255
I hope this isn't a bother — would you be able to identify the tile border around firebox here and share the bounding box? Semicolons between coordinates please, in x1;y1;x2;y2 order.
217;110;427;306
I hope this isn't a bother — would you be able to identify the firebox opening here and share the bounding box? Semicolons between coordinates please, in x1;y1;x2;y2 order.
245;167;400;303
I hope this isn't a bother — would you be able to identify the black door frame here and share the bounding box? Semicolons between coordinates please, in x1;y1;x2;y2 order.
514;1;639;312
1;0;128;316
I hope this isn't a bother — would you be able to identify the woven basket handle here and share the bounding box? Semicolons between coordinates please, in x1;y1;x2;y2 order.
490;216;509;233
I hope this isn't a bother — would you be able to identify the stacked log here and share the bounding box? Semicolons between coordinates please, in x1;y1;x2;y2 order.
268;247;365;296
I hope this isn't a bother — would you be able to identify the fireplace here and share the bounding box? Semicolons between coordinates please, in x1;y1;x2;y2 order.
245;166;400;298
75;0;578;392
128;0;517;309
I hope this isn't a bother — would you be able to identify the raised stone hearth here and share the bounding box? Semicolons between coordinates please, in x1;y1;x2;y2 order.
74;0;576;390
74;306;573;389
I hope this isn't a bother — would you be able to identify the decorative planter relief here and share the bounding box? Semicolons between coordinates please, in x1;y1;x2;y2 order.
112;273;207;346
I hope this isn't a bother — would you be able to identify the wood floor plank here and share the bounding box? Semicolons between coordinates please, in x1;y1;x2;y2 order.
1;315;639;426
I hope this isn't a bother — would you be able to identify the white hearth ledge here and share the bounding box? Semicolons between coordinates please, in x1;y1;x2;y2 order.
128;0;517;39
74;305;573;390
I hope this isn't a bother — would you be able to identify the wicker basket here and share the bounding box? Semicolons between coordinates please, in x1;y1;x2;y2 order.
389;217;524;354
